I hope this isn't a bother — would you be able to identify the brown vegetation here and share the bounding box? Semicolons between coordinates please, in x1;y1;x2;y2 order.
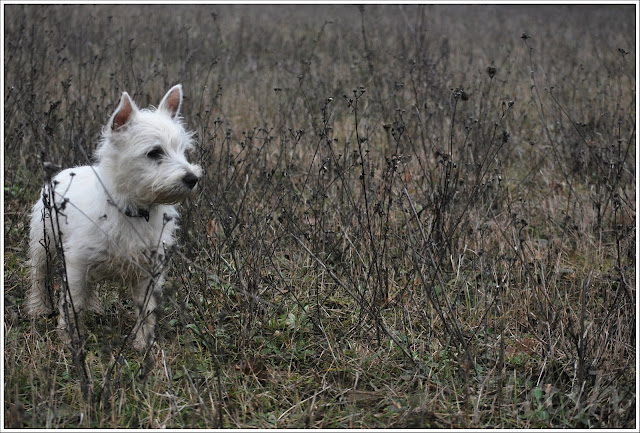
3;4;636;428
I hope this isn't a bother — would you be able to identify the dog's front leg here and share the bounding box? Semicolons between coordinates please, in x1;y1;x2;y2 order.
132;274;164;351
57;263;89;345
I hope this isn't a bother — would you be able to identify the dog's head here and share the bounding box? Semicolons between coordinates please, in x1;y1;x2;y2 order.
97;84;202;207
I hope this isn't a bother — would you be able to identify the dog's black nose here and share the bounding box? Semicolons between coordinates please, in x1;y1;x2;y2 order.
183;172;199;189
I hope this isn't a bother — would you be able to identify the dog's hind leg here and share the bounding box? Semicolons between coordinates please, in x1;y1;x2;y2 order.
26;207;56;317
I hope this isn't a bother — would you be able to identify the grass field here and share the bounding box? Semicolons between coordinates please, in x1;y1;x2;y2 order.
3;4;636;429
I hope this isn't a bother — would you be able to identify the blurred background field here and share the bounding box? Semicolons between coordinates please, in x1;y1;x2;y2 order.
3;4;636;428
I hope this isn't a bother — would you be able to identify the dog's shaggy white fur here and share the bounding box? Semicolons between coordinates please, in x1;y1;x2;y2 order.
26;84;202;350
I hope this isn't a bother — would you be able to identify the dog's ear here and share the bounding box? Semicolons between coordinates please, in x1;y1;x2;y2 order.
158;84;183;119
111;92;137;131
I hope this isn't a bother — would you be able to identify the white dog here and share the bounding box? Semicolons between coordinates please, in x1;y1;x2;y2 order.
26;84;202;351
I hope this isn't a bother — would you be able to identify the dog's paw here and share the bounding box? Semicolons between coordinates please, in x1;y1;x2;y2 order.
56;326;72;345
26;305;54;318
132;331;154;352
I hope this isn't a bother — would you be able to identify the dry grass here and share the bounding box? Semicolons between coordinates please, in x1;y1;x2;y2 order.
3;4;636;429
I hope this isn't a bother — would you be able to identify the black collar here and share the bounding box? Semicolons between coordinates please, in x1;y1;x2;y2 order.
108;199;150;222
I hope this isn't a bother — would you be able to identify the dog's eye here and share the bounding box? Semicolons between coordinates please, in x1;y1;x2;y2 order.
146;147;165;160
